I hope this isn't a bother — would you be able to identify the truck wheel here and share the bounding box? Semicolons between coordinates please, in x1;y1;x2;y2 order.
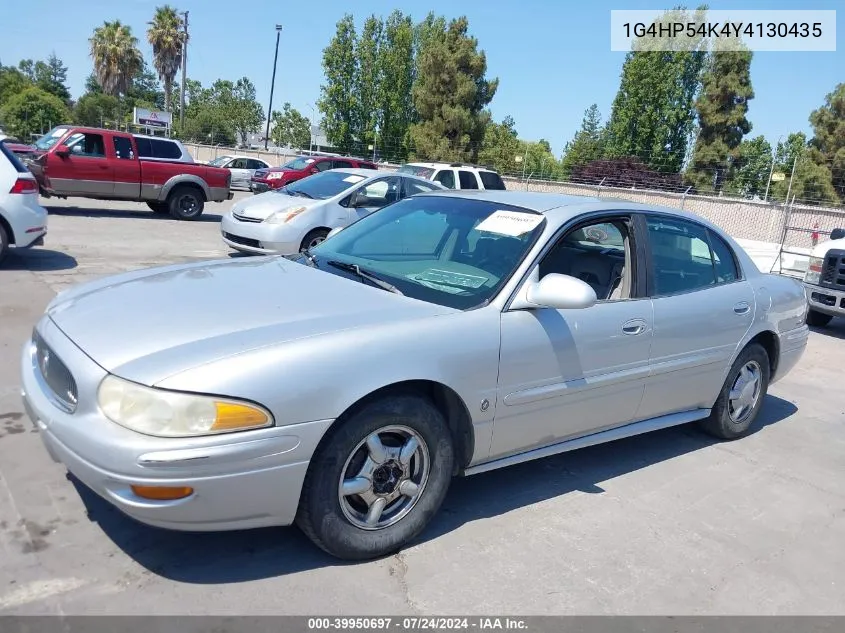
146;201;169;214
806;309;833;327
0;224;9;266
296;393;455;560
698;343;769;441
167;186;205;220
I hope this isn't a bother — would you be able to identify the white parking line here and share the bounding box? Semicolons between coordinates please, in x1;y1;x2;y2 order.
0;578;87;610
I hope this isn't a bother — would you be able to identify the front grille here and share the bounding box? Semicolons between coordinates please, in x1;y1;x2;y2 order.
223;232;260;248
819;249;845;289
232;211;262;223
32;330;78;413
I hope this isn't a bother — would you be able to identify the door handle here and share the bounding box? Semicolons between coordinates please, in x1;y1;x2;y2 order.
621;318;647;335
733;301;751;315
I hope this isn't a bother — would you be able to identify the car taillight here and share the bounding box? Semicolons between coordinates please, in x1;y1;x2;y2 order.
9;178;38;194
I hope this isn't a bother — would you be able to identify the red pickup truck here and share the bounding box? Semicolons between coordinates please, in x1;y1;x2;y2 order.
28;126;232;220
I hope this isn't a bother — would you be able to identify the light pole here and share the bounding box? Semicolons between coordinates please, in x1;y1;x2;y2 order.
264;24;283;151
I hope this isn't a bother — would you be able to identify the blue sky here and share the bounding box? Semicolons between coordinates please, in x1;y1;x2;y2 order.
1;0;841;155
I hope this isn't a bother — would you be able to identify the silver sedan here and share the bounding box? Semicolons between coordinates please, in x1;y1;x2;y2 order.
21;190;809;560
221;169;444;255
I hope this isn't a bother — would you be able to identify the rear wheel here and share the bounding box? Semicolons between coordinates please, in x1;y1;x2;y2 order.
300;228;329;252
167;185;205;220
0;224;9;266
699;343;769;440
146;201;169;214
296;394;455;560
806;309;833;328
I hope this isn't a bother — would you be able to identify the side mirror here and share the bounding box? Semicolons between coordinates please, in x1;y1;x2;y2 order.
55;145;70;158
326;226;344;239
522;274;597;310
831;228;845;241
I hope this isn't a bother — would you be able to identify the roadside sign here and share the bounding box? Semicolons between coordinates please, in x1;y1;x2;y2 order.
133;107;172;130
771;172;786;182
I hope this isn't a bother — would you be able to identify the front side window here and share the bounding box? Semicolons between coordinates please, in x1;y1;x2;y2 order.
283;157;315;170
434;169;455;189
646;216;728;295
310;196;546;310
230;158;248;169
403;178;440;196
64;132;106;157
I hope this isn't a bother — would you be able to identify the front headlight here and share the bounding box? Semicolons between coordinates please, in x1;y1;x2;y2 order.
264;206;307;224
805;256;824;284
97;375;273;437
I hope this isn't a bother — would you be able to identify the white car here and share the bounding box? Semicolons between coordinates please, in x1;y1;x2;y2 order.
396;162;507;191
0;141;47;265
221;168;443;255
207;155;272;190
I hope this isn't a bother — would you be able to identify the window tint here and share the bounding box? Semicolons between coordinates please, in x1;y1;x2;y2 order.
332;160;353;169
149;139;181;159
434;169;455;189
479;171;506;190
248;159;267;170
397;165;435;178
403;179;440;197
357;177;401;206
458;170;479;189
64;132;106;157
230;158;248;169
315;160;333;172
134;137;152;157
358;162;378;170
646;217;718;295
707;229;740;283
113;136;134;160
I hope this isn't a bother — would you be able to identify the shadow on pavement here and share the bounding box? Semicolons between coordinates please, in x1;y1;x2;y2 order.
4;248;78;271
45;205;224;223
810;320;845;341
71;394;797;583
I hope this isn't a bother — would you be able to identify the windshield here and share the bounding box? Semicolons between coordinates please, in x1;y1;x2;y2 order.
397;164;435;179
34;126;71;151
282;170;367;200
283;157;316;170
207;155;233;166
310;196;546;310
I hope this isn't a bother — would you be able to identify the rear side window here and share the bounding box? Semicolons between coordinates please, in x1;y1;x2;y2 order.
113;137;134;160
358;162;378;170
0;141;29;173
332;159;353;169
479;171;506;190
134;137;152;157
458;170;479;189
149;139;181;159
398;165;435;178
707;229;741;283
434;169;455;189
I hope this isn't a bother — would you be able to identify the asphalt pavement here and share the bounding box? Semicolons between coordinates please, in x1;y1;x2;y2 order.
0;195;843;615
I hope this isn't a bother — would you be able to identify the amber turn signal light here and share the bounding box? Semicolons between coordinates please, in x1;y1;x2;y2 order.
131;485;194;500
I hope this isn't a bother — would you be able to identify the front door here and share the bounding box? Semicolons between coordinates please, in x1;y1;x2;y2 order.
636;214;755;419
48;131;113;196
492;215;654;460
348;176;402;221
228;158;251;189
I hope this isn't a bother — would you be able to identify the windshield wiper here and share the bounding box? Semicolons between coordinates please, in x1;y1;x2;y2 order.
287;189;313;199
326;261;403;295
300;248;317;267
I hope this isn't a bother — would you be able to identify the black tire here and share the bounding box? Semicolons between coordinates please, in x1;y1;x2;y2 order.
0;223;8;266
167;185;205;220
806;309;833;328
146;201;169;214
299;228;330;252
296;393;455;560
698;343;770;440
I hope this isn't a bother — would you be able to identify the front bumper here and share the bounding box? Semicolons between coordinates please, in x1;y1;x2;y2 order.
220;213;301;256
21;316;333;532
804;282;845;317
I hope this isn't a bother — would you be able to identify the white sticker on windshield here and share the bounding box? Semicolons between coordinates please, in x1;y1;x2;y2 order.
476;210;543;237
343;175;365;183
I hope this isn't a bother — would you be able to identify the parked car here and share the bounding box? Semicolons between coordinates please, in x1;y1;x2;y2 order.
21;190;809;560
222;168;442;254
0;136;37;158
26;126;232;220
250;155;378;193
207;155;272;191
397;161;507;191
803;226;845;326
0;140;47;265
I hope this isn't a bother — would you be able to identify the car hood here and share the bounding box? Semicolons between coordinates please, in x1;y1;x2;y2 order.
811;237;845;258
46;256;454;385
231;191;321;220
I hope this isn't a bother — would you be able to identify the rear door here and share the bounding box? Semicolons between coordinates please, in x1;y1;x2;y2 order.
637;213;755;419
457;169;480;190
49;130;114;196
111;134;141;198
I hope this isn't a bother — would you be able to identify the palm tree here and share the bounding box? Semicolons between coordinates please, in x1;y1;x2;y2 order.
147;5;184;112
89;20;144;98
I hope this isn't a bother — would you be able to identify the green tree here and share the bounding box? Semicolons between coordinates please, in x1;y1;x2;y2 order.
604;7;708;173
89;20;144;98
0;87;70;139
723;135;771;198
74;92;122;127
17;60;35;81
686;38;754;192
147;5;184;112
0;66;31;109
126;61;165;110
377;10;415;160
807;83;845;203
521;140;561;180
270;102;311;149
478;115;521;174
354;15;383;147
409;16;498;162
561;103;606;177
318;14;358;153
231;77;264;146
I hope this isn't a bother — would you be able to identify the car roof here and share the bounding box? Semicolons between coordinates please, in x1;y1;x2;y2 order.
133;134;180;142
404;161;497;172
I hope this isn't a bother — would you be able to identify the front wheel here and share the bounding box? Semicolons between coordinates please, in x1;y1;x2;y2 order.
300;228;329;252
296;394;455;560
699;343;770;440
806;309;833;328
167;185;205;220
